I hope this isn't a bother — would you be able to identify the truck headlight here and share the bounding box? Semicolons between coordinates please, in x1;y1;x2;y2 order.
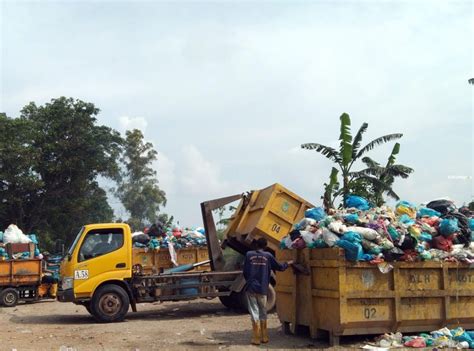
61;277;73;290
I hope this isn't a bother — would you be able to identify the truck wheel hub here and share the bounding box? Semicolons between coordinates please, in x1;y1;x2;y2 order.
5;293;15;304
99;294;121;315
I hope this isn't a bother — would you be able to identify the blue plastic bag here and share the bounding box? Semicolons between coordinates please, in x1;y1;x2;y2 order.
469;218;474;231
305;207;326;221
439;218;459;236
335;239;364;261
345;195;370;211
417;207;441;218
419;232;433;242
399;214;416;226
344;213;359;224
341;231;362;243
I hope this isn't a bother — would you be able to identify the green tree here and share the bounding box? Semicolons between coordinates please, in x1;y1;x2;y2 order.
115;129;167;231
350;143;414;206
0;113;43;231
1;97;123;247
302;113;403;206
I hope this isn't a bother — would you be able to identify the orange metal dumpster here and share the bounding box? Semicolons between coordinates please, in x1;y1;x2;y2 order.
132;247;210;275
276;248;474;345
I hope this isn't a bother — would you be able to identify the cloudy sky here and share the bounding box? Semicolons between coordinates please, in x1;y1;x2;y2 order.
1;0;472;226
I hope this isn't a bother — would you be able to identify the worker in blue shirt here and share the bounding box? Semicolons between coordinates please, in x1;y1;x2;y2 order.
243;237;293;345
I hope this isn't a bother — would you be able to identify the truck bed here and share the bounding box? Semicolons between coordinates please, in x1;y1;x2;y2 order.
0;259;42;286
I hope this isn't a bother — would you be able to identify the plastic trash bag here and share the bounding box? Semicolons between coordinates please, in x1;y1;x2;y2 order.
419;232;433;242
345;195;370;210
469;218;474;231
301;230;320;245
294;218;316;230
132;232;150;245
417;207;441;218
451;327;474;348
335;239;363;261
307;239;328;248
426;199;456;215
347;226;380;241
439;218;459;236
3;224;32;244
399;214;416;226
322;228;340;247
291;237;306;249
341;231;362;243
387;226;400;241
328;221;347;234
280;235;293;249
305;207;326;221
433;235;453;252
395;200;416;219
404;337;426;348
344;213;359;224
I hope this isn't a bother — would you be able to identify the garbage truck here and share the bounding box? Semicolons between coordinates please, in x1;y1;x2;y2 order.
57;183;312;321
0;246;58;307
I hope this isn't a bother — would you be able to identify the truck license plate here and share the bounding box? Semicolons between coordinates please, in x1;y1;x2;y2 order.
74;270;89;280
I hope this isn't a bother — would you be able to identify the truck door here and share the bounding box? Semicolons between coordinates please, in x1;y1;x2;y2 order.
73;228;130;296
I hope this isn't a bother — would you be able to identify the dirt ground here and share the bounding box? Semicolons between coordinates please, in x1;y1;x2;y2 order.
0;299;371;351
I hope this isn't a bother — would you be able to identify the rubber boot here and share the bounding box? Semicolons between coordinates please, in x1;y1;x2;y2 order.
251;320;261;345
260;320;269;343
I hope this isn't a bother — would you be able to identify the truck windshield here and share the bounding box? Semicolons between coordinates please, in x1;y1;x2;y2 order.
67;227;85;257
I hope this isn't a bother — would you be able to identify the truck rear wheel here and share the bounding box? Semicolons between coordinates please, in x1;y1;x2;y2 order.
0;288;19;307
90;285;130;323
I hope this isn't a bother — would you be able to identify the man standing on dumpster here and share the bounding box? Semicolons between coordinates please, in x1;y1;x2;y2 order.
243;237;293;345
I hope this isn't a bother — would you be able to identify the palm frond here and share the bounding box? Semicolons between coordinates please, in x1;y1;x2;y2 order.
361;156;380;168
350;166;384;178
301;143;341;163
356;133;403;158
387;143;400;167
357;175;400;201
383;164;414;179
351;122;368;159
339;113;353;167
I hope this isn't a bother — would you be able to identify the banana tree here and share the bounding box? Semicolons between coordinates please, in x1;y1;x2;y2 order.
349;143;414;206
302;113;403;205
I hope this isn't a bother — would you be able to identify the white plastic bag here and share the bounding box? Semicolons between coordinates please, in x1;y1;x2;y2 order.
322;228;340;247
328;220;347;234
3;224;32;244
347;226;380;241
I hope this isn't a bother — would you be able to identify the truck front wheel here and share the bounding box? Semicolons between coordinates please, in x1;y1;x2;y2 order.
90;285;130;323
0;288;19;307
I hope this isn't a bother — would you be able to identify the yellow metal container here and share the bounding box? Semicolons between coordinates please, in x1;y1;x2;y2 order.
224;183;313;252
132;247;210;275
276;248;474;345
0;259;42;286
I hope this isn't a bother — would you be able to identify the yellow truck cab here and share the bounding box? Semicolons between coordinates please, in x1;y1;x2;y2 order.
58;222;242;323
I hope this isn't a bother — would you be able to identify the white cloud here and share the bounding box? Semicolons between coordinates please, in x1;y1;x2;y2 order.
154;151;176;197
118;116;148;134
179;144;230;196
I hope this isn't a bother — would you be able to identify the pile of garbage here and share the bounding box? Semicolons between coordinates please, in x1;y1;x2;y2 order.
132;222;207;250
280;195;474;263
0;224;43;260
365;327;474;349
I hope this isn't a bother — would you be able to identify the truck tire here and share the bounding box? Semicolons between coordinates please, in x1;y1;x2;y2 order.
266;284;276;312
90;285;130;323
0;288;19;307
219;292;241;310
